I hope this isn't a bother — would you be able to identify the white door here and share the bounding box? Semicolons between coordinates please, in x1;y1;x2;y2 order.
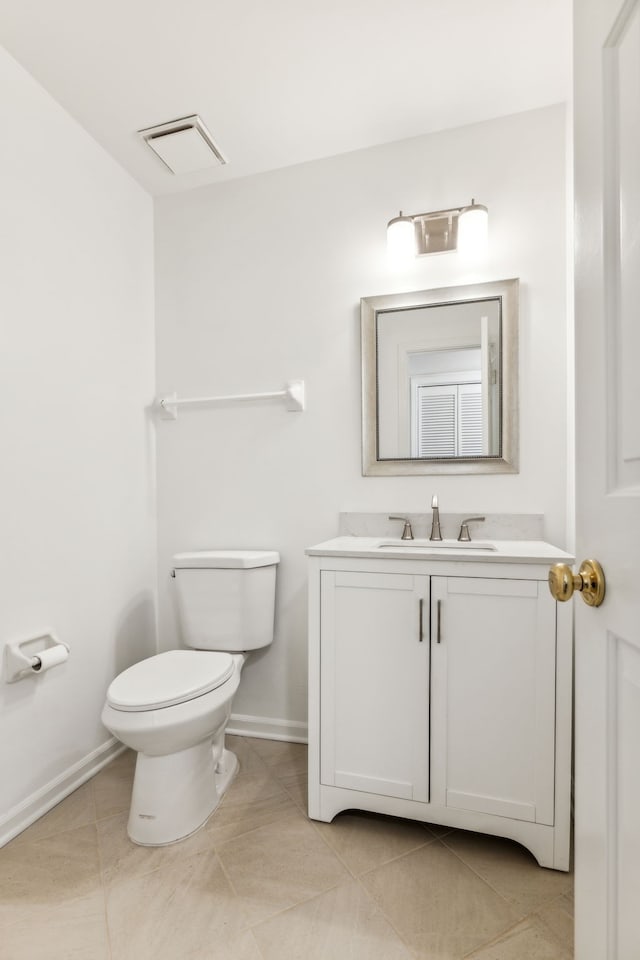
574;0;640;956
319;570;430;802
430;576;556;826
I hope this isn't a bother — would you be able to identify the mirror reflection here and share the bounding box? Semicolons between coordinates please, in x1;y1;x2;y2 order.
377;300;501;459
361;279;518;476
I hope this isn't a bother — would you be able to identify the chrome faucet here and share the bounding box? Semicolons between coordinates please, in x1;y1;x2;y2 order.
388;515;414;540
429;495;443;541
457;516;486;542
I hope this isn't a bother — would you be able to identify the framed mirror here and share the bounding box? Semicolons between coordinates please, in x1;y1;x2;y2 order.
361;278;519;475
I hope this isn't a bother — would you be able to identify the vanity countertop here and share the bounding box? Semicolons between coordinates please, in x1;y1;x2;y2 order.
306;536;574;565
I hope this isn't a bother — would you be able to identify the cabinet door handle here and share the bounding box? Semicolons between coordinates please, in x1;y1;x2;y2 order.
437;599;442;643
418;597;424;642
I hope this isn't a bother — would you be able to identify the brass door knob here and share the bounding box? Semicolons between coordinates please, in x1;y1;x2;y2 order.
548;560;606;607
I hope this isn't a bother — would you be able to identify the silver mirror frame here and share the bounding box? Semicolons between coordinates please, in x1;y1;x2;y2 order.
361;278;519;476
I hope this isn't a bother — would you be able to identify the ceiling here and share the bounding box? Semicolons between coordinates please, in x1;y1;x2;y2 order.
0;0;572;196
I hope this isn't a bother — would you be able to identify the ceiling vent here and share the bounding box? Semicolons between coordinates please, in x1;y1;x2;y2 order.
138;115;227;174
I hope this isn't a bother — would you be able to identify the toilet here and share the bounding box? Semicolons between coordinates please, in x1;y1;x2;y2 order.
101;549;279;846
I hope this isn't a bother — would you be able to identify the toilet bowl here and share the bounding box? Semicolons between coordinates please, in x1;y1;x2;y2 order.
102;649;243;845
101;549;278;846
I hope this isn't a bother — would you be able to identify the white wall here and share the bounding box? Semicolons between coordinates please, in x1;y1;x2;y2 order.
155;104;568;736
0;47;157;828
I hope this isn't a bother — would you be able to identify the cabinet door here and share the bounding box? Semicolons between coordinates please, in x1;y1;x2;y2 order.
320;570;430;802
431;576;556;824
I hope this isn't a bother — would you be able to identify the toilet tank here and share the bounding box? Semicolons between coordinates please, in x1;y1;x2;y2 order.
172;550;279;652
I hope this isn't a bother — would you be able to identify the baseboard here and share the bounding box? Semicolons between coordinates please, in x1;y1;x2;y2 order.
0;738;125;847
227;712;308;744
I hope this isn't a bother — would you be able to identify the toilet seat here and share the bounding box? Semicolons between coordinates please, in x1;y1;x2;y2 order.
107;650;235;712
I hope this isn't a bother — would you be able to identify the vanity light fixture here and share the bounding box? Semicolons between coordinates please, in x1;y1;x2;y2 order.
386;200;488;260
457;199;489;256
386;212;416;260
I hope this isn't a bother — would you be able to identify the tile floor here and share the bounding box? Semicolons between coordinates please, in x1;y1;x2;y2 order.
0;737;574;959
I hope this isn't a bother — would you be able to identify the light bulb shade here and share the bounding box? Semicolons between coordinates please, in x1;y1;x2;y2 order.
387;214;415;260
457;201;488;257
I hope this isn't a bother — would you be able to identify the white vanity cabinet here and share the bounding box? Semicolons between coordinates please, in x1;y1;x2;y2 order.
307;538;573;871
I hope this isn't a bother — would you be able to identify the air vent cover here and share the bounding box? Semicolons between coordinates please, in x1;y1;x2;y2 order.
138;115;227;174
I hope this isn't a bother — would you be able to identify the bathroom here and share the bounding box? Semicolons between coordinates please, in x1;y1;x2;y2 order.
1;1;637;958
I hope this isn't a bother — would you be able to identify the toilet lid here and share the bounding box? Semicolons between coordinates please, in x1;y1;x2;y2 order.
107;650;235;712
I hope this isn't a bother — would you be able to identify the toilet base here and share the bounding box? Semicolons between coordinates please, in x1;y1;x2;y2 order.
127;743;239;846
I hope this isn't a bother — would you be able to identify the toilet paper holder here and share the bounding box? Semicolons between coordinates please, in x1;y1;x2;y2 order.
4;630;70;683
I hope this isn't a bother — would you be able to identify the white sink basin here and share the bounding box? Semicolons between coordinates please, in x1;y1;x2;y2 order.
377;539;497;552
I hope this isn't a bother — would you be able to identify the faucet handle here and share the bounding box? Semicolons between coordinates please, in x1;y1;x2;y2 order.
457;516;486;542
388;516;414;540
